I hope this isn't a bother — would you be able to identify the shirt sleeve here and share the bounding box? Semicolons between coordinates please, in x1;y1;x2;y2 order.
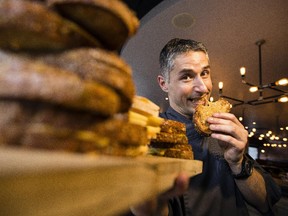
253;159;282;214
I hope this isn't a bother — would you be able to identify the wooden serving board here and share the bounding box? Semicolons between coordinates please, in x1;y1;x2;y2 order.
0;147;202;216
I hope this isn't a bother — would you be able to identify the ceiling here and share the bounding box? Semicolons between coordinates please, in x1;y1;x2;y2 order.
121;0;288;145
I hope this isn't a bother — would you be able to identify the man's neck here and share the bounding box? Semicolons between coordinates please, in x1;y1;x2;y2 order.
169;104;192;120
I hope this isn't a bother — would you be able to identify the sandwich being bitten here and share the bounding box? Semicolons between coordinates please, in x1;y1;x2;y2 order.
193;98;231;136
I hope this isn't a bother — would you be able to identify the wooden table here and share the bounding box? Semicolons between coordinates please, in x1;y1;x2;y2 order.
0;146;202;216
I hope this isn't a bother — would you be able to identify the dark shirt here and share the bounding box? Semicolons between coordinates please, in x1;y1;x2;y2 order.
160;106;281;216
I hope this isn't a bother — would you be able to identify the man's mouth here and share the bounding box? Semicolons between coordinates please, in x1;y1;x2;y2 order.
188;95;208;105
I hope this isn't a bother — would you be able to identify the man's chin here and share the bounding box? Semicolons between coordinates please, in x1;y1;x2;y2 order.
184;105;196;117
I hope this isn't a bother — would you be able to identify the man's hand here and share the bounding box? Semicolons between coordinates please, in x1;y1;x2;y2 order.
207;112;248;165
130;172;189;216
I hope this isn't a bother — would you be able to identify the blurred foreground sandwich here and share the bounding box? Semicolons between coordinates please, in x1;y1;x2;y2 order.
128;96;163;140
0;0;147;157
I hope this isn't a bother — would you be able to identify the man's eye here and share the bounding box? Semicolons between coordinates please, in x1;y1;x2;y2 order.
183;75;193;81
201;70;210;77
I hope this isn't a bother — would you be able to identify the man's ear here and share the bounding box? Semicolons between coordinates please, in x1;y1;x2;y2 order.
157;75;168;92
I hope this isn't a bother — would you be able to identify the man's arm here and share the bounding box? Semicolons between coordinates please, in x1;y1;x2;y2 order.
207;112;270;213
229;157;268;212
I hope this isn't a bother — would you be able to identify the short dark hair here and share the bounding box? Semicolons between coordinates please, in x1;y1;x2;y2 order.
159;38;209;81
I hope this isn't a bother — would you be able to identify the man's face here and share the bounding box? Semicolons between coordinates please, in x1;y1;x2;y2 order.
162;51;212;118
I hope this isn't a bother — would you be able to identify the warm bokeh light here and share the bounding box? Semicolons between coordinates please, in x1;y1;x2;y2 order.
218;82;223;90
275;78;288;86
240;67;246;76
278;95;288;103
249;86;258;92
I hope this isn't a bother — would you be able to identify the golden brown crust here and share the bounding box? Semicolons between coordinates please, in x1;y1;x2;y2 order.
1;103;148;156
148;118;193;159
164;148;193;160
47;0;139;50
130;96;160;117
193;98;231;136
0;0;100;52
0;51;120;115
92;118;148;147
149;143;193;160
160;119;186;134
0;99;107;147
31;48;135;112
150;132;188;147
22;124;81;151
20;117;148;156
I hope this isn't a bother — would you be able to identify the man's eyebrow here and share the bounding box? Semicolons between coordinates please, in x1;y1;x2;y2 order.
178;65;211;75
179;68;197;73
203;65;211;70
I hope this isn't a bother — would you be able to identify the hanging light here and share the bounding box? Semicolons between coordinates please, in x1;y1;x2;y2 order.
218;39;287;106
249;86;258;93
275;78;288;86
278;95;288;103
218;82;223;90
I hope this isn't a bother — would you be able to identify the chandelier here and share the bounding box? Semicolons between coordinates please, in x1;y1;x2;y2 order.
218;39;288;107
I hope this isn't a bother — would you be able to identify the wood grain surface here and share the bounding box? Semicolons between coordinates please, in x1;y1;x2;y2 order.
0;147;202;216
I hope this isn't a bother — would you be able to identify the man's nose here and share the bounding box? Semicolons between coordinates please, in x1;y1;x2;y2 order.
193;76;208;93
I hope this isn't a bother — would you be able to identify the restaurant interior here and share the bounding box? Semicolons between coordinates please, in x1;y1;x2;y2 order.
0;1;287;215
122;0;288;200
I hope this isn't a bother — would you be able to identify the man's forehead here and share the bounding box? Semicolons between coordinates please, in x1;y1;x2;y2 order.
173;51;209;64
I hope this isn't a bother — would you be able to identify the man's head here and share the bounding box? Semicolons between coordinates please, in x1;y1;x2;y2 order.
159;38;209;82
158;38;213;118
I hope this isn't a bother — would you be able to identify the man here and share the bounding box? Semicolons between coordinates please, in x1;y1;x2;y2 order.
131;38;281;215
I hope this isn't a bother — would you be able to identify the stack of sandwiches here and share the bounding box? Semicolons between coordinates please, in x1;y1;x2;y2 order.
0;0;150;156
149;119;194;160
128;96;194;160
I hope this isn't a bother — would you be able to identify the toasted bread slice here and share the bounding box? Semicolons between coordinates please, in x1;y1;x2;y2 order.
164;147;193;160
193;98;231;136
148;143;193;160
130;96;160;117
160;119;186;134
22;117;148;156
31;48;135;112
150;132;188;148
0;0;100;52
0;51;120;115
48;0;139;50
